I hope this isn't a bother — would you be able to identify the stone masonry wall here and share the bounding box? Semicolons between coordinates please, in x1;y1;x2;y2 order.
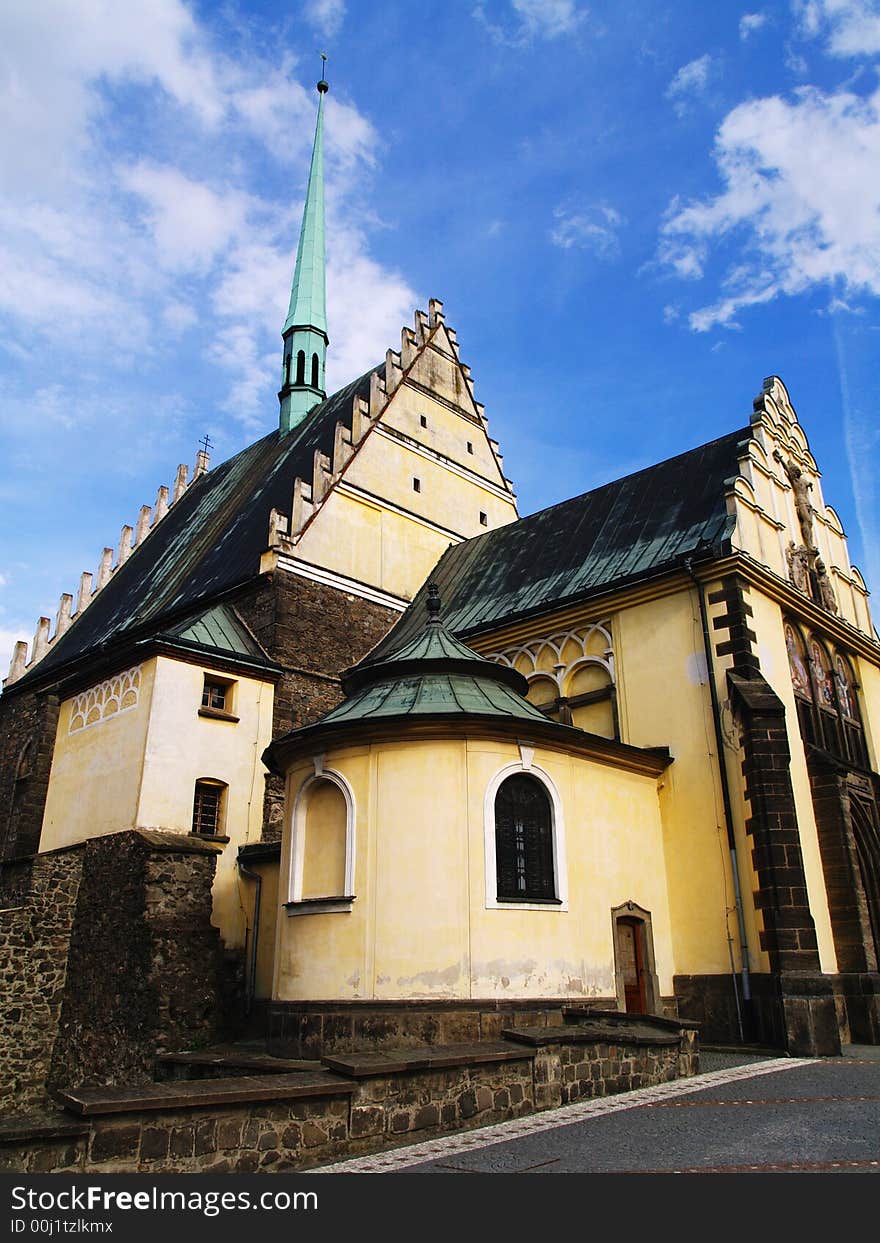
0;850;84;1115
48;833;228;1096
232;573;399;841
0;684;60;865
0;831;229;1115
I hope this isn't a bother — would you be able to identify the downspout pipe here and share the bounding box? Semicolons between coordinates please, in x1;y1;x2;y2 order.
237;858;262;1017
686;559;752;1040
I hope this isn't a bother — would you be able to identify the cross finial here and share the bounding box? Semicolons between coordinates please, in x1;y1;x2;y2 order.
199;433;213;457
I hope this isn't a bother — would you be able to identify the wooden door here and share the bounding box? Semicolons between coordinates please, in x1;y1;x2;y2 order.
618;917;647;1014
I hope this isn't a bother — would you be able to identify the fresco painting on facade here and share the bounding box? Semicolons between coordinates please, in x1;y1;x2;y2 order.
1;62;879;1172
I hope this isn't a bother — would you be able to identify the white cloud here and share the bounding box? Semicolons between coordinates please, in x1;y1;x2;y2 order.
795;0;880;55
550;203;624;257
661;82;880;330
304;0;346;39
120;163;252;273
0;1;416;425
473;0;585;45
740;12;768;39
666;54;715;116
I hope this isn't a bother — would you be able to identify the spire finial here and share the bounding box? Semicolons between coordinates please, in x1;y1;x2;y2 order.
279;62;329;433
318;52;329;94
426;582;442;623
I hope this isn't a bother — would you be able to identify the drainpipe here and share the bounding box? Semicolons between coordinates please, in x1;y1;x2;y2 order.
686;559;751;1041
237;858;262;1017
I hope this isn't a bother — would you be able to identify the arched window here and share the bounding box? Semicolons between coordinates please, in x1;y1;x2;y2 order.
192;778;227;836
785;622;816;746
310;352;320;388
295;350;305;385
494;774;557;902
287;770;355;914
835;654;867;767
810;639;842;755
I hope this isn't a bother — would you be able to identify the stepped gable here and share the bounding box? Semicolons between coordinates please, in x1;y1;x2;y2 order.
366;425;750;655
9;367;380;691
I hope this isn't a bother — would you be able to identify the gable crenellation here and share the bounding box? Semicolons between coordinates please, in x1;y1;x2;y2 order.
263;301;517;566
726;375;874;638
5;454;207;688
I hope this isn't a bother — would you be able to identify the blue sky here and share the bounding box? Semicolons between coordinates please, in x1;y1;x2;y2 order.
2;0;879;673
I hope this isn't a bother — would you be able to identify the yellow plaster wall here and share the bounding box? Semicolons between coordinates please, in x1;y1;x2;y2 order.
40;660;157;850
614;591;766;977
273;736;671;1003
292;354;516;602
136;656;274;948
381;381;507;490
238;858;279;1001
295;488;460;602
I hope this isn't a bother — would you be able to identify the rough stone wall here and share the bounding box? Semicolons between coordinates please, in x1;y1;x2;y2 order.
267;999;571;1058
233;573;399;841
0;685;59;865
0;850;84;1115
0;832;229;1114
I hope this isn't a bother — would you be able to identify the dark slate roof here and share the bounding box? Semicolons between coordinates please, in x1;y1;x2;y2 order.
365;426;749;659
13;368;380;689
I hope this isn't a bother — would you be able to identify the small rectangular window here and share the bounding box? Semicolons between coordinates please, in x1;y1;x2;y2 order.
202;680;227;711
420;414;428;428
479;511;488;526
467;441;474;454
413;477;421;493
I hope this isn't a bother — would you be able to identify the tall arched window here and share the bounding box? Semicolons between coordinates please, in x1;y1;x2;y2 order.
785;622;816;746
310;352;320;388
295;350;305;385
810;639;841;755
494;774;557;902
835;654;867;767
785;619;868;768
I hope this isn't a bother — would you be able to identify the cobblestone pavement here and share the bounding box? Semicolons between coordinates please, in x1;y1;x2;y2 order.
315;1048;880;1175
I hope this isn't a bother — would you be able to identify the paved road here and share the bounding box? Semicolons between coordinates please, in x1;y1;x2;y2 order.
317;1047;880;1175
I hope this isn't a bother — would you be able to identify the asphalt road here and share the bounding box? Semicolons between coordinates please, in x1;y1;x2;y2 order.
318;1046;880;1175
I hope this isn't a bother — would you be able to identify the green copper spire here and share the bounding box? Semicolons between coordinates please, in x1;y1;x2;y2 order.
279;64;329;433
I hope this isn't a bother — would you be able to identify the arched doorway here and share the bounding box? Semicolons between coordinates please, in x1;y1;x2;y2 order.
611;902;659;1015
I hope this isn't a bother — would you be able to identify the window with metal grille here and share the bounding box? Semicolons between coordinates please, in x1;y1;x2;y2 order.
192;780;225;836
495;774;556;901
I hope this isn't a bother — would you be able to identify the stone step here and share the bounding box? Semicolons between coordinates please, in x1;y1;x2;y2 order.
323;1041;534;1078
503;1022;680;1048
57;1071;354;1117
156;1046;322;1080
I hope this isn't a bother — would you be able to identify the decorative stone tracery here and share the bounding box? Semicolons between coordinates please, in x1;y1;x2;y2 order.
68;667;141;734
487;623;616;737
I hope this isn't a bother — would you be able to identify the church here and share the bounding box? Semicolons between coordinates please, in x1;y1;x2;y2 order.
2;74;879;1130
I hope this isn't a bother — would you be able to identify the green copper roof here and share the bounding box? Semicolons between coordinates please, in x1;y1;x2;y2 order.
284;87;326;338
159;602;267;660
